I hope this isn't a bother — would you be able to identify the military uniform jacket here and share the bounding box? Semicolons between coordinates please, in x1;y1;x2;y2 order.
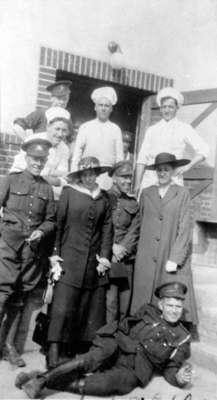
0;170;56;250
95;304;191;387
14;108;47;133
108;187;140;259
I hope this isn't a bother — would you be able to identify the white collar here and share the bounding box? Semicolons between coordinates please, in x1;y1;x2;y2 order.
65;183;101;199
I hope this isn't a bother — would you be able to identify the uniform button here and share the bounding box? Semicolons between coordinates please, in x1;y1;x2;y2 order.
156;332;160;337
149;338;153;342
29;211;32;215
163;342;167;347
159;215;163;221
30;203;33;207
144;344;148;349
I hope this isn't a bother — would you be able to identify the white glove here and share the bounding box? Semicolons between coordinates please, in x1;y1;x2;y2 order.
96;255;111;276
165;260;177;272
49;255;64;282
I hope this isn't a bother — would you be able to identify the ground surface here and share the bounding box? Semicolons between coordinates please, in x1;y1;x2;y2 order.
0;351;216;400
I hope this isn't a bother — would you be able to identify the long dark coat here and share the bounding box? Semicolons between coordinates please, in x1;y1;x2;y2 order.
130;184;198;324
48;185;113;343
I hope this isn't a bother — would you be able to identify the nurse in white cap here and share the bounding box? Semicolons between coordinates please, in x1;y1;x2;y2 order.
72;86;123;190
135;87;209;192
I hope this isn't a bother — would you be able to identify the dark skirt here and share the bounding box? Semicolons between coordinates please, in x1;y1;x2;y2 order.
47;282;106;347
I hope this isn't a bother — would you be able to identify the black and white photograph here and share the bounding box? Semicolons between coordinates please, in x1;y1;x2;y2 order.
0;1;217;399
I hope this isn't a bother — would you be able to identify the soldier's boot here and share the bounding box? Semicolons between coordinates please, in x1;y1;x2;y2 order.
22;356;86;398
15;371;42;389
2;306;26;367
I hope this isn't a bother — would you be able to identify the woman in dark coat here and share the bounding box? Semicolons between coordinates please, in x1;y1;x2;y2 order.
47;157;113;368
131;153;198;326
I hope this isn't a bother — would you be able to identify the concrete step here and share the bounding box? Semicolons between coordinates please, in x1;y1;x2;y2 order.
192;265;217;284
191;340;217;375
197;306;217;343
194;283;217;309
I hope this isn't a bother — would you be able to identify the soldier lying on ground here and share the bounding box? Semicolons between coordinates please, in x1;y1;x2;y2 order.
16;281;192;398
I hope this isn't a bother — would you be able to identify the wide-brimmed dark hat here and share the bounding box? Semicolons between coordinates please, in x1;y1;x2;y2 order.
68;157;111;180
109;161;133;177
146;152;190;170
155;281;187;300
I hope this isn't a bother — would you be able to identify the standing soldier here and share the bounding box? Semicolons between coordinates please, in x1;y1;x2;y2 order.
107;161;140;322
0;137;56;367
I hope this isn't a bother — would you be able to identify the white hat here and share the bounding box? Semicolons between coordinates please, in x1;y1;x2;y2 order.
91;87;118;105
46;107;71;123
156;87;184;107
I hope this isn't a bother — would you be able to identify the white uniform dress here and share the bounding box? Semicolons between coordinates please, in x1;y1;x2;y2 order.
72;118;123;190
137;117;209;189
10;139;69;200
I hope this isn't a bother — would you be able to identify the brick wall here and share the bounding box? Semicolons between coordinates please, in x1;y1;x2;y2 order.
0;133;22;188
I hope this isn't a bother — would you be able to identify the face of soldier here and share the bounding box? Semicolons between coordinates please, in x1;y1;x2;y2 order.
47;120;69;147
80;169;97;191
51;93;70;108
25;155;47;176
95;98;113;122
159;297;183;324
156;163;174;186
160;97;178;121
114;174;132;194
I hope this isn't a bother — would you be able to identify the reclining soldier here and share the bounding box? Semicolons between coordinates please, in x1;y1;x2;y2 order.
16;281;192;398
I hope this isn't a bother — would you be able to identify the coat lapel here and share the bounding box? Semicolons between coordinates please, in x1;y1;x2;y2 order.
161;185;178;205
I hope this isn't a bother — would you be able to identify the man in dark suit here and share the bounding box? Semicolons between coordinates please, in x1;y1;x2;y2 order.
16;281;192;398
0;135;56;367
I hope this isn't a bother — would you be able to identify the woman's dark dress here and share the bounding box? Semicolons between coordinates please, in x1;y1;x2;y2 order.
47;185;112;348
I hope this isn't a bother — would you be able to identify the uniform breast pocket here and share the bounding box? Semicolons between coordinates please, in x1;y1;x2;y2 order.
123;205;138;226
34;192;48;215
7;188;29;211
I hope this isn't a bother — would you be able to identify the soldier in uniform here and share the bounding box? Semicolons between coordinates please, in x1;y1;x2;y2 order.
13;80;72;139
16;281;192;398
0;137;56;367
106;161;140;322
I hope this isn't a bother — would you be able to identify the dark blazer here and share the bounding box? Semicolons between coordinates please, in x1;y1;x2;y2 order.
0;170;55;250
14;108;47;133
54;186;113;289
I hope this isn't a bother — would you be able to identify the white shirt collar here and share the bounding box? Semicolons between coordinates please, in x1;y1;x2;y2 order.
65;183;101;199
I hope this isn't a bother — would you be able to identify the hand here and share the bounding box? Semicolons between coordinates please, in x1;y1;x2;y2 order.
49;255;64;268
176;363;193;385
165;260;177;272
49;255;64;282
112;243;127;262
96;255;111;276
26;230;44;243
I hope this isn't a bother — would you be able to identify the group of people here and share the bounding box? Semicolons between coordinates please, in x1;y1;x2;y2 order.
0;81;210;398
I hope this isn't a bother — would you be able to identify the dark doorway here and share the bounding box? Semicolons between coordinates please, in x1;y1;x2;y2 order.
56;70;150;154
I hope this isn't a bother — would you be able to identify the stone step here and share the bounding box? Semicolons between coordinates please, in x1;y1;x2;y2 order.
192;265;217;284
191;340;217;374
194;283;217;309
197;306;217;343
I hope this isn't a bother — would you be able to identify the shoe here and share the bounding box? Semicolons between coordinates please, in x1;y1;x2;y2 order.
15;371;42;389
3;344;26;367
22;377;46;399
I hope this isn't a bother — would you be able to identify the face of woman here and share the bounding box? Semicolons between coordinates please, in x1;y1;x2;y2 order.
80;169;97;191
160;97;178;121
47;120;69;147
156;163;174;186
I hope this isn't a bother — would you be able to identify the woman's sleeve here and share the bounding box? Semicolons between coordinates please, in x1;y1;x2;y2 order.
54;187;69;255
99;197;113;261
169;190;191;266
